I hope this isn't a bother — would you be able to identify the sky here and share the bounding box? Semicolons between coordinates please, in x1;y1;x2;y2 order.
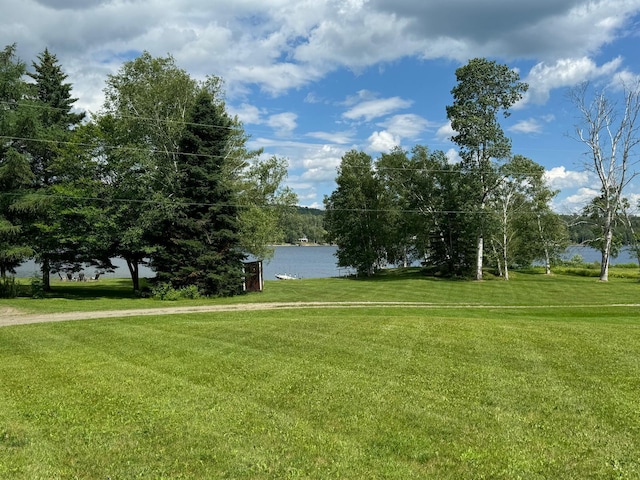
2;0;640;212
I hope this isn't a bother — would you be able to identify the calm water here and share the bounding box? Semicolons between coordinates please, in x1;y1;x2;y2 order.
14;245;637;280
562;245;636;264
14;245;349;280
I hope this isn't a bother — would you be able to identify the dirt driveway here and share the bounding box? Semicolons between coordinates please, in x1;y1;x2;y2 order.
0;302;434;327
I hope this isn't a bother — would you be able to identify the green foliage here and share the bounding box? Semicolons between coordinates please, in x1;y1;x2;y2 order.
280;207;327;244
446;58;528;164
446;58;528;280
0;276;19;298
0;46;34;277
324;150;392;276
238;156;298;257
151;282;202;300
29;273;44;298
150;282;181;300
149;89;245;296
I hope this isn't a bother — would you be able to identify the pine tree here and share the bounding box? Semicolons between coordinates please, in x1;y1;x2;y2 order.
0;44;34;277
151;89;245;296
19;48;85;290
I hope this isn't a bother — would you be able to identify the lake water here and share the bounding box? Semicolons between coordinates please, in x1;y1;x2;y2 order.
562;245;636;264
14;245;351;280
13;245;637;280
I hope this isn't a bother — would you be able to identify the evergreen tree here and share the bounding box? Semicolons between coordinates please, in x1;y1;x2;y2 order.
0;44;33;276
15;48;85;290
150;89;245;296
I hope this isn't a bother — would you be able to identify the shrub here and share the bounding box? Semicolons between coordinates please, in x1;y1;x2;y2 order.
151;283;202;301
0;276;19;298
30;274;45;299
151;282;181;301
179;284;201;299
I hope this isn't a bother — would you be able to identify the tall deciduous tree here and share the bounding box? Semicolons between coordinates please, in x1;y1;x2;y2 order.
97;52;198;289
237;155;298;260
570;82;640;281
490;155;566;279
446;58;528;279
324;150;391;276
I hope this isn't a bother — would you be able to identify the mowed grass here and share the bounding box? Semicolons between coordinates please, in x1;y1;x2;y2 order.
3;265;640;314
1;270;640;478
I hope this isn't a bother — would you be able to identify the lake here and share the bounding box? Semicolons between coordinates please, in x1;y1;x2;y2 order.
14;245;351;280
13;245;637;280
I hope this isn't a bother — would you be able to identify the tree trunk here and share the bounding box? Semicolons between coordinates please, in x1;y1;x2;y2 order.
600;215;613;282
543;247;551;275
537;216;552;275
502;237;509;281
126;258;140;292
600;226;612;282
476;235;483;280
502;207;509;281
42;257;51;292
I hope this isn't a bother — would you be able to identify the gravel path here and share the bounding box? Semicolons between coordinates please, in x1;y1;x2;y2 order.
2;302;638;327
0;302;434;327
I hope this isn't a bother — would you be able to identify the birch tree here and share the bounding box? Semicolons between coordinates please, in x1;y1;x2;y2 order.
571;82;640;281
446;58;528;279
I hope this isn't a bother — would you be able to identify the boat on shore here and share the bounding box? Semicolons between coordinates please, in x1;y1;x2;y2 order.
275;273;298;280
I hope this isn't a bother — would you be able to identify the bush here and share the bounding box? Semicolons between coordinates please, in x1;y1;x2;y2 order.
30;274;45;299
151;282;181;301
0;276;19;298
179;284;201;299
151;283;202;301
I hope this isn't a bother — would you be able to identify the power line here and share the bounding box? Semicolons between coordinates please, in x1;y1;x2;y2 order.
1;134;591;178
0;191;531;215
0;100;243;133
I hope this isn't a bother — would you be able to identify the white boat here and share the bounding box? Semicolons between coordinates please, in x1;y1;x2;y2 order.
275;273;298;280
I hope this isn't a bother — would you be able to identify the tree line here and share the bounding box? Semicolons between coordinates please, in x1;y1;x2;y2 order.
324;58;640;280
0;44;297;296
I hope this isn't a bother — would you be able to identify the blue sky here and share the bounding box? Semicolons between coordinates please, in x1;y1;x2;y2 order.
2;0;640;211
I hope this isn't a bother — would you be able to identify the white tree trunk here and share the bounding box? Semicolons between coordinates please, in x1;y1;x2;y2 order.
600;217;613;281
476;235;483;280
502;231;509;281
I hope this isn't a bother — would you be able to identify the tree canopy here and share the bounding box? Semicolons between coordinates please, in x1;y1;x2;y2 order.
0;45;296;296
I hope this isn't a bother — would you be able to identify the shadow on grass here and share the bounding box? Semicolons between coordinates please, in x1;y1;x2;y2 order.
42;279;143;300
343;267;475;283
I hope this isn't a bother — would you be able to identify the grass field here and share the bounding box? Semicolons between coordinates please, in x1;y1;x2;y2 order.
1;269;640;478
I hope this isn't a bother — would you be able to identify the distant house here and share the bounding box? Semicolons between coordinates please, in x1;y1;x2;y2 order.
298;237;308;243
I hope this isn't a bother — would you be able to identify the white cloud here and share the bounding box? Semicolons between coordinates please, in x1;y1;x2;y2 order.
521;57;623;106
368;130;400;152
228;103;264;124
545;166;589;189
562;186;599;211
509;119;543;134
379;114;431;139
436;121;455;142
267;112;298;136
306;131;354;144
343;96;413;122
445;148;462;164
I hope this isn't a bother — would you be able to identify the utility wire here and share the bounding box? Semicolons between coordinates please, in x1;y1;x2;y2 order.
0;134;588;177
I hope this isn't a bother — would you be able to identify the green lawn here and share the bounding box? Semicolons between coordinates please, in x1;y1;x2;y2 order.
1;270;640;478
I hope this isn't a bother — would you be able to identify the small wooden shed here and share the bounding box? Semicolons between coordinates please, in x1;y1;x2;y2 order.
243;261;263;292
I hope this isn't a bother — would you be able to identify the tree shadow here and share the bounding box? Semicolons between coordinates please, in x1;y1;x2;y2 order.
41;278;143;300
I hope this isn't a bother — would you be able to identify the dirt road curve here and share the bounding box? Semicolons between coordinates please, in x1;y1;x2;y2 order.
0;302;432;327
